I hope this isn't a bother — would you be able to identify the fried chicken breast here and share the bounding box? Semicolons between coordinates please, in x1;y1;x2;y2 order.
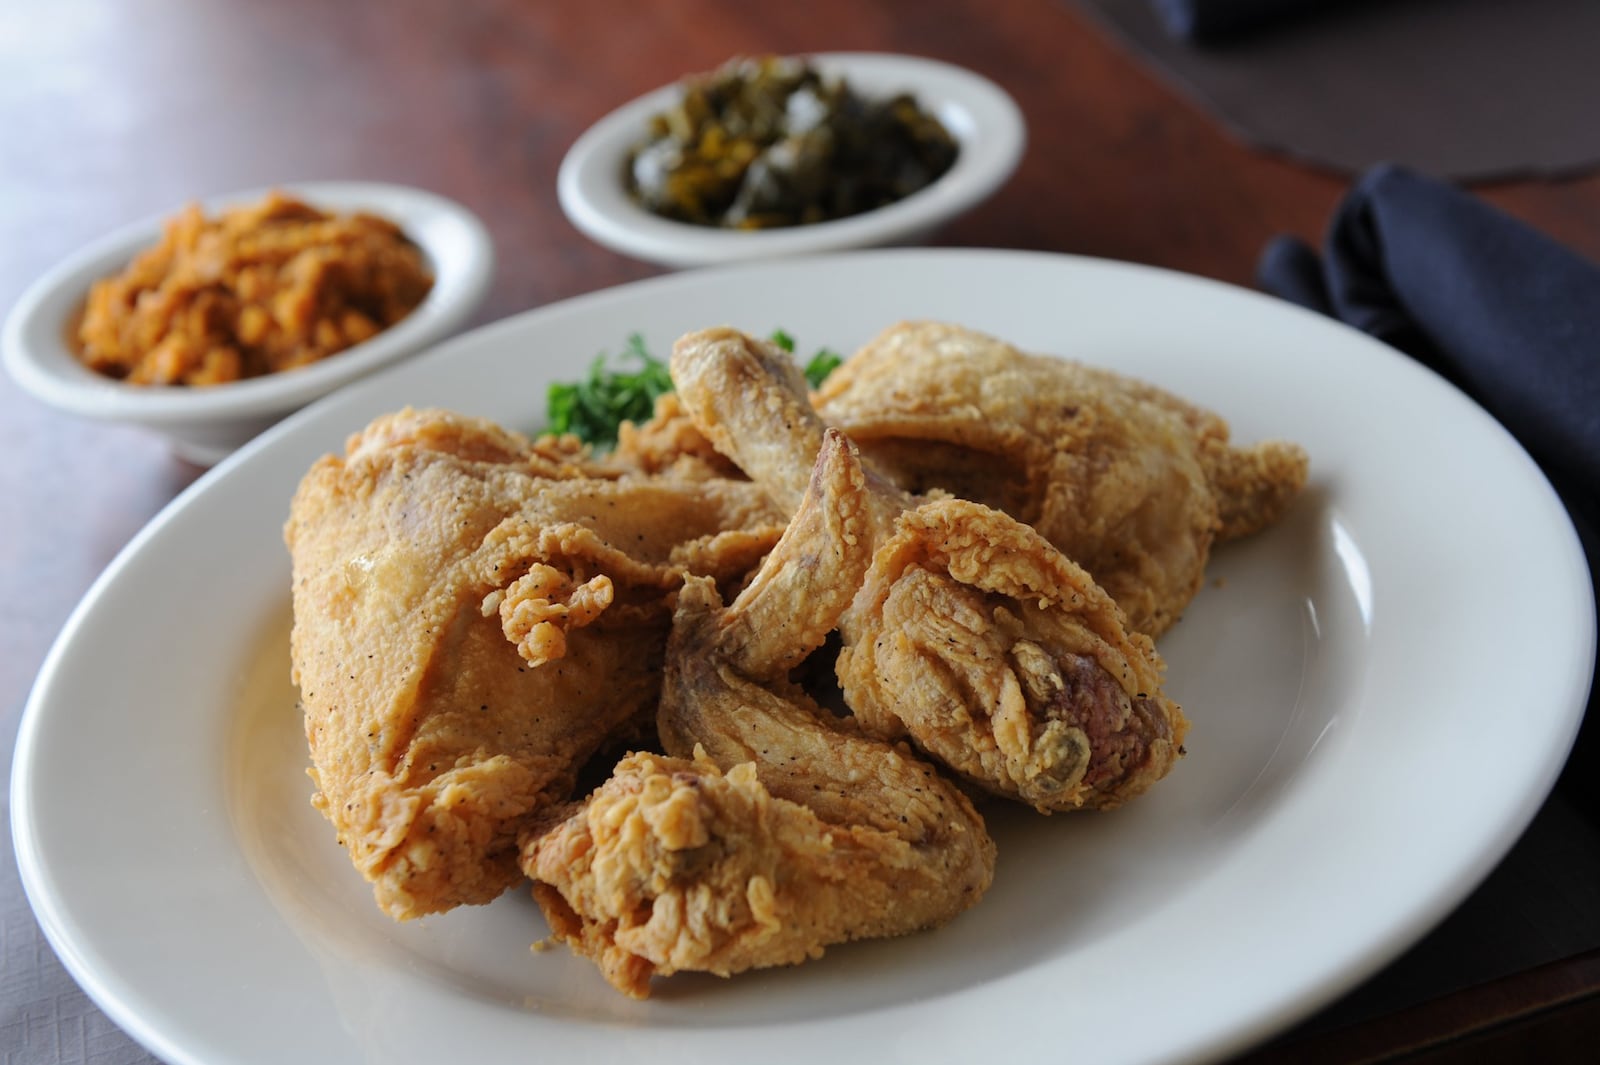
285;407;781;919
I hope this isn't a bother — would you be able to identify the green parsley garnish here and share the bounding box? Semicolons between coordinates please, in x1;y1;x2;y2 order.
546;333;674;447
546;330;840;447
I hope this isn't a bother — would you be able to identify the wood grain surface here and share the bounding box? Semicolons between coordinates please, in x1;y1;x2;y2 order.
3;1;1596;1062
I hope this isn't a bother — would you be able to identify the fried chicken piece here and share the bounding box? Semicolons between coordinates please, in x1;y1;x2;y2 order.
670;328;1186;812
813;321;1309;635
845;498;1181;811
524;433;994;996
285;407;782;920
607;391;744;481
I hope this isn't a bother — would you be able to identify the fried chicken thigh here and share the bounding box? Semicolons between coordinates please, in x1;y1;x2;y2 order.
670;328;1186;812
286;408;781;919
814;321;1309;635
523;433;995;996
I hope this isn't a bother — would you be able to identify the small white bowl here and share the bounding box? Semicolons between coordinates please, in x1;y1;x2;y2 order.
558;53;1026;268
2;181;493;466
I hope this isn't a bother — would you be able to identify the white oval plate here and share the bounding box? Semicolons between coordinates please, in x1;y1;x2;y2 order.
11;250;1593;1065
559;53;1026;267
1;181;493;464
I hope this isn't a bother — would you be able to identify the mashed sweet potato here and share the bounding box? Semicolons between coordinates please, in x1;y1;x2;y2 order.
76;192;433;386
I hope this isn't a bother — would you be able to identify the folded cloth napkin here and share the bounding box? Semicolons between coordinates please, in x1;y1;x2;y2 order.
1259;164;1600;529
1259;162;1599;805
1151;0;1336;42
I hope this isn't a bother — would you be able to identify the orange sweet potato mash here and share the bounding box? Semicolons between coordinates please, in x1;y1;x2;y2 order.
76;192;433;386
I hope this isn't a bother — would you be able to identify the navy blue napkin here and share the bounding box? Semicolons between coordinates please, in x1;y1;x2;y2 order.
1152;0;1335;42
1259;164;1600;528
1259;163;1599;804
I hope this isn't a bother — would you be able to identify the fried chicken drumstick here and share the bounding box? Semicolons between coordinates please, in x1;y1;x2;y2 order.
670;328;1187;813
524;432;994;996
286;408;781;919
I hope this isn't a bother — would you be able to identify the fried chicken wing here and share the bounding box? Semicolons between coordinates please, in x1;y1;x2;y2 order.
524;432;995;996
669;328;1186;812
814;321;1309;635
285;407;782;919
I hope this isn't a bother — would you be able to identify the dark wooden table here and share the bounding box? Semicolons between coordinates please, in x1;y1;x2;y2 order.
3;1;1596;1061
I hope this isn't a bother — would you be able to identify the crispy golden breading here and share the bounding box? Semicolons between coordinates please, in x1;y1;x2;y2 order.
669;327;1185;812
526;434;993;997
285;407;782;920
287;318;1307;997
528;748;992;998
814;321;1308;636
843;498;1185;811
620;321;1307;636
608;392;745;481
